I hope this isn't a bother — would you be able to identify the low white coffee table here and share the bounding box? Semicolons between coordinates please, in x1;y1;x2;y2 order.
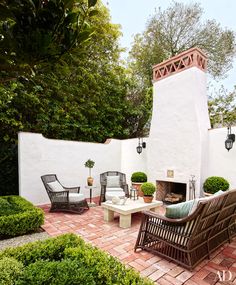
101;198;163;228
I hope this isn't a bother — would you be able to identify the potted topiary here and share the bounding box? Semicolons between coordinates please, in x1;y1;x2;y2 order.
141;182;156;203
84;159;95;186
203;176;229;196
131;172;147;197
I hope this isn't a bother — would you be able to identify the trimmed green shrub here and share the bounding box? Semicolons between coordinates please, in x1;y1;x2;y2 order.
0;196;44;237
0;257;23;285
0;234;153;285
65;244;151;285
141;182;156;196
131;172;147;183
203;176;229;194
0;233;82;266
15;260;95;285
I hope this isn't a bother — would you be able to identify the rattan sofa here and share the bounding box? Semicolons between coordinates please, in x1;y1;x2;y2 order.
135;189;236;270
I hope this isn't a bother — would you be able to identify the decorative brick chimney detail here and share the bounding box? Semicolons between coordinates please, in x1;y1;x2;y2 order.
153;48;207;82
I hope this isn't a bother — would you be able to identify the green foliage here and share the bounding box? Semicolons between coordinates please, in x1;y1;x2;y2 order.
0;196;23;216
129;1;235;85
65;244;153;285
141;182;156;196
0;1;151;195
84;159;95;169
131;172;147;182
203;176;229;194
16;259;95;285
0;196;44;236
0;143;18;196
208;86;236;128
0;233;82;265
0;233;153;285
0;257;23;285
0;0;98;79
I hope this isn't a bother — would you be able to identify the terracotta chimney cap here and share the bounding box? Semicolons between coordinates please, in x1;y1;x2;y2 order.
153;47;207;82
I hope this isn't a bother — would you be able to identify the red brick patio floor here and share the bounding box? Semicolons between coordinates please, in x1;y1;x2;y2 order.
40;203;236;285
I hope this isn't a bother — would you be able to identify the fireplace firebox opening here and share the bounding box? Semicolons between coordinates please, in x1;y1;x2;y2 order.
156;181;187;204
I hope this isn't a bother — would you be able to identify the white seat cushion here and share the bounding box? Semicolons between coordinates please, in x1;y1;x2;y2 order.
106;187;123;192
107;176;120;187
47;181;64;192
106;191;125;201
69;193;85;202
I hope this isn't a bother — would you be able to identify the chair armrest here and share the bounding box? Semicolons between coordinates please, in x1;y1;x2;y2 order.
63;186;80;193
51;190;69;202
122;184;129;197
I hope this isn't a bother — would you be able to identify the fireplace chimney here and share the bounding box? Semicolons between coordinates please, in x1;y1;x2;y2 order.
148;48;210;199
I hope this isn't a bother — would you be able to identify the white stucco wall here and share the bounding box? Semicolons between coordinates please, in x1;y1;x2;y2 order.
148;67;211;199
18;133;147;205
206;127;236;190
121;138;147;184
19;133;122;204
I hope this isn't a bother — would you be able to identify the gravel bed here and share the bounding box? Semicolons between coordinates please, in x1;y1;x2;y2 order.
0;230;50;251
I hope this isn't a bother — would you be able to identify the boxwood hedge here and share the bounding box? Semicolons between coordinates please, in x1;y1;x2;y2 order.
0;196;44;237
0;234;153;285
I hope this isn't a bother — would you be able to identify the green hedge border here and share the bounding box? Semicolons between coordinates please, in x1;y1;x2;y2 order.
0;196;44;236
0;234;153;285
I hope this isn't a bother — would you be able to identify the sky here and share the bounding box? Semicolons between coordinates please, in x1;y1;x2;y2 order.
101;0;236;94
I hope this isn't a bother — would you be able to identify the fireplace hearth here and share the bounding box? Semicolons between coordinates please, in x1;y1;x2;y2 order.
156;181;186;204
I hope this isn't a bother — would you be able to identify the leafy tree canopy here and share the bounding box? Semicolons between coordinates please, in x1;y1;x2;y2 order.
129;1;236;87
208;86;236;128
0;0;98;81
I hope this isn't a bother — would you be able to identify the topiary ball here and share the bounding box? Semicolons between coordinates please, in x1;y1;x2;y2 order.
203;176;229;194
141;182;156;196
131;172;147;183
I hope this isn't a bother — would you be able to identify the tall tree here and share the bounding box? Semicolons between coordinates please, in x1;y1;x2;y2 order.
0;0;98;81
129;1;236;87
208;86;236;128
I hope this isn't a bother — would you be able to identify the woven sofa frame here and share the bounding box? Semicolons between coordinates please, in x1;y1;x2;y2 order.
41;174;89;214
135;189;236;270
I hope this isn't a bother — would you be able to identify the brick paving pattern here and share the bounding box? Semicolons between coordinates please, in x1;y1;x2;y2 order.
40;201;236;285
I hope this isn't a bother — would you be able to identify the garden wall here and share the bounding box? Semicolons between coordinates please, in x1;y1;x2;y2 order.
18;132;146;205
18;127;236;205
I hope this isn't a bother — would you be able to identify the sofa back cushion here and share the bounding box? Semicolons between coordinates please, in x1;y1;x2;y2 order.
165;200;194;219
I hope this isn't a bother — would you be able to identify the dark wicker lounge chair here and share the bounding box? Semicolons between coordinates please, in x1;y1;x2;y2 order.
41;174;89;214
135;189;236;270
99;171;129;204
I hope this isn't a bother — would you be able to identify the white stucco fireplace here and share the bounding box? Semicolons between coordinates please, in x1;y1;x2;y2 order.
147;48;210;200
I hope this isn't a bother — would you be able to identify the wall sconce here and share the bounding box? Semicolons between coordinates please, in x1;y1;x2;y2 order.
225;126;235;151
136;138;146;154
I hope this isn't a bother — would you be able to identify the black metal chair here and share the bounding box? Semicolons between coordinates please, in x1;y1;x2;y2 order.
99;171;129;205
41;174;89;214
